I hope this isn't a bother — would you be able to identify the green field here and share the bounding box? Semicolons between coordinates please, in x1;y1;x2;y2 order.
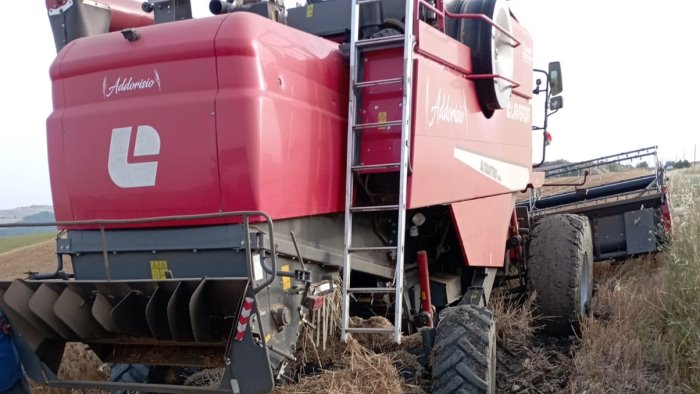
0;232;56;254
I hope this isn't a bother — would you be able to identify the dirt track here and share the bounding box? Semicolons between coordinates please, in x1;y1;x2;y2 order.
0;239;71;280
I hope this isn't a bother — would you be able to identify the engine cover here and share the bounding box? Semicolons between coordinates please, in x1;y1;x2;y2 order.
48;12;347;228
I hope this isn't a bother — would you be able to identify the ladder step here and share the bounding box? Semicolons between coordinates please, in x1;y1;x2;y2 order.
351;163;401;171
353;120;402;129
354;77;403;89
348;245;397;252
350;204;399;213
356;35;405;51
348;287;396;293
346;327;394;334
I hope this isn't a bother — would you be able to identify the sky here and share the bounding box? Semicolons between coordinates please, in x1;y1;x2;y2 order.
0;0;698;209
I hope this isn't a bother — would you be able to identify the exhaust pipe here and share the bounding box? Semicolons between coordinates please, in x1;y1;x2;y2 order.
209;0;235;14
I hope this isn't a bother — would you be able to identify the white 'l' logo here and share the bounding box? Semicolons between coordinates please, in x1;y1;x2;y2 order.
108;125;160;188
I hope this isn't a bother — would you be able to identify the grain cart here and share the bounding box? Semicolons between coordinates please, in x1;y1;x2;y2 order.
0;0;591;393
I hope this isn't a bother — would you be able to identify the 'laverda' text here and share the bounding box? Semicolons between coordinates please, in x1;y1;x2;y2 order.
103;69;161;98
427;84;467;127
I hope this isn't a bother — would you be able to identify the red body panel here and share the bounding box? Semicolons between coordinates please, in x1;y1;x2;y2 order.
214;15;347;217
409;20;534;208
48;13;347;227
354;19;534;266
451;194;514;267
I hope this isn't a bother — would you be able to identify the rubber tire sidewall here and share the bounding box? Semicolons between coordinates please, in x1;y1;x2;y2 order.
432;305;496;394
448;0;500;118
527;214;594;336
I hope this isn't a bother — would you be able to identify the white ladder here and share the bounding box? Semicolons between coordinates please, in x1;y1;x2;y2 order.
340;0;416;344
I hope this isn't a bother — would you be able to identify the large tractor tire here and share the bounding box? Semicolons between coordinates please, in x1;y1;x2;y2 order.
448;0;514;118
527;214;593;335
432;305;496;394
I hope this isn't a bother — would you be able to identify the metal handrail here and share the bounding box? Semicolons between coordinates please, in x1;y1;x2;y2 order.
413;0;522;91
416;0;521;48
467;73;521;90
444;11;521;48
0;211;278;294
542;146;658;177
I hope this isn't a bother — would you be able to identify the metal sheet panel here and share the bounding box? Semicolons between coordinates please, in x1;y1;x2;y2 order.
624;209;658;255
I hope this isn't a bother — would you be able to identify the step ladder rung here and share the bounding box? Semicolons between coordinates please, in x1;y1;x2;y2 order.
346;327;394;334
342;0;414;344
355;35;405;50
348;287;396;293
353;120;402;129
349;204;399;213
354;77;403;89
351;163;401;171
348;245;397;252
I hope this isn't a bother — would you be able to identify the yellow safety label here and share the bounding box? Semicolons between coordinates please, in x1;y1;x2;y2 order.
281;265;291;290
306;4;314;18
150;260;168;280
265;333;272;344
378;111;387;123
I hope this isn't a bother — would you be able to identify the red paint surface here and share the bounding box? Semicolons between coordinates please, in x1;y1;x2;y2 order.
48;9;535;270
49;13;346;227
416;250;432;316
451;194;514;267
661;186;673;235
358;48;404;169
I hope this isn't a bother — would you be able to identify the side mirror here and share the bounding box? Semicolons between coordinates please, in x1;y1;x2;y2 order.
548;61;563;96
549;96;563;110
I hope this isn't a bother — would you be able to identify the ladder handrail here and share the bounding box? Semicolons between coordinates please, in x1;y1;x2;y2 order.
341;0;415;344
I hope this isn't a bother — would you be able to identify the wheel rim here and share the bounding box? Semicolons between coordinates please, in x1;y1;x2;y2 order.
579;253;591;315
489;0;514;110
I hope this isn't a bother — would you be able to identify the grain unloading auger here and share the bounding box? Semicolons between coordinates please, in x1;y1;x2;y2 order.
0;0;582;392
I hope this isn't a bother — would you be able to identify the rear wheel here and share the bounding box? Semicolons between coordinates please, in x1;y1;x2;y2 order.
527;214;594;335
432;305;496;394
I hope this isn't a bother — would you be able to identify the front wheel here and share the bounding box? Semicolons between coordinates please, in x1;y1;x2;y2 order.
432;305;496;394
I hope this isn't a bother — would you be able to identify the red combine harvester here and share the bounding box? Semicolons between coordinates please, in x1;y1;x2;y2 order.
0;1;585;393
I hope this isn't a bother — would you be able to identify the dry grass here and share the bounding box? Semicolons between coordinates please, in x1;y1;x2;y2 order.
273;336;404;394
491;292;573;393
570;168;700;393
491;293;538;350
275;285;421;394
570;258;665;392
31;343;109;394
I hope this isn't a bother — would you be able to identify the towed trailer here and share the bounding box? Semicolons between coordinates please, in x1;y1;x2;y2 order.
519;146;673;261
